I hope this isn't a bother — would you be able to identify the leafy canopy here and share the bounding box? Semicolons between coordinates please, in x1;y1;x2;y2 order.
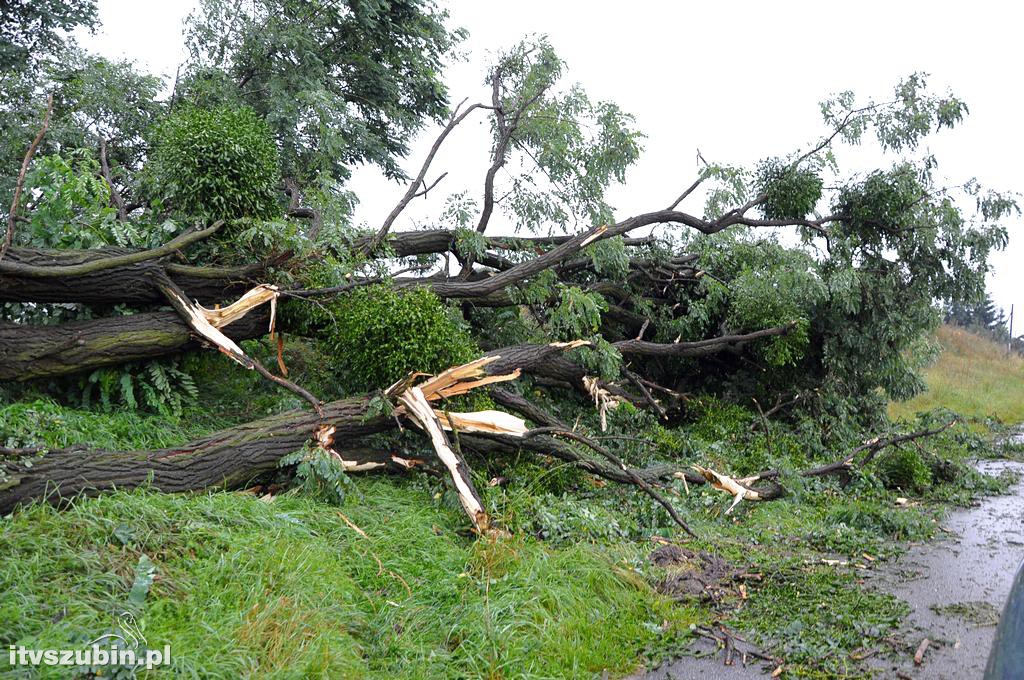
486;37;644;233
0;0;97;70
182;0;465;186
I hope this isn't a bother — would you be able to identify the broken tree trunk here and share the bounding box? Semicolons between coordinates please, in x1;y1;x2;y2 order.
0;356;524;523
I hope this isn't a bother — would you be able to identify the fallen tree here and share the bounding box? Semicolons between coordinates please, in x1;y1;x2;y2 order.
0;341;956;531
0;29;1012;543
0;350;697;535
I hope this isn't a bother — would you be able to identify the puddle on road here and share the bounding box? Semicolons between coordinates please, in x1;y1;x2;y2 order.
636;456;1024;679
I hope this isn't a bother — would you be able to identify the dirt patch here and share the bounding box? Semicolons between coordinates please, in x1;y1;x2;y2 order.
930;601;1001;627
649;544;737;601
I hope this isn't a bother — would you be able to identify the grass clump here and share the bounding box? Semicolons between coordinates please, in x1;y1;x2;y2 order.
875;448;932;493
735;567;907;676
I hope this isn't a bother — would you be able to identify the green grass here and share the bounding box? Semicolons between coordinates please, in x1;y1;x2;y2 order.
0;480;701;679
889;325;1024;424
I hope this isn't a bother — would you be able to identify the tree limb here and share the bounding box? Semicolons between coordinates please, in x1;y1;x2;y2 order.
1;94;53;262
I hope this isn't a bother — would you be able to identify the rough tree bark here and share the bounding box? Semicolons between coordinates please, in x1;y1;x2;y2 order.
0;247;265;304
0;396;388;515
0;309;271;381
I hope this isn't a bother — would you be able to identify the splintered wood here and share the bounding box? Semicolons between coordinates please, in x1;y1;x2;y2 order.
382;348;626;531
583;375;622;431
692;465;767;514
386;355;527;532
434;410;529;436
199;284;279;330
163;283;280;366
404;355;519;401
398;385;489;531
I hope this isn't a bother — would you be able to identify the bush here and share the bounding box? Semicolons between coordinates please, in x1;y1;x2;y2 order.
148;106;280;220
875;448;933;493
317;285;479;393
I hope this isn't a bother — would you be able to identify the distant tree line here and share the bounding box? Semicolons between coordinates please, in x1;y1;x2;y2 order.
945;294;1023;355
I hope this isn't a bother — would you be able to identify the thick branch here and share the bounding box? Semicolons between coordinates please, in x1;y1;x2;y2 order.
0;309;271;381
0;396;387;515
0;221;224;278
0;248;262;304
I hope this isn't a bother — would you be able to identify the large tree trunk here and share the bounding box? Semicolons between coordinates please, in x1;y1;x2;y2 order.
0;309;271;381
0;396;392;515
0;247;260;305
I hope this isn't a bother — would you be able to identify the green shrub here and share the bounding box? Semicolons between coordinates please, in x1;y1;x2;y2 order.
148;106;280;220
875;448;933;493
317;285;478;393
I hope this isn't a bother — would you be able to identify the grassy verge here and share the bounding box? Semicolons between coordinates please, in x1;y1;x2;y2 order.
889;325;1024;424
0;481;704;679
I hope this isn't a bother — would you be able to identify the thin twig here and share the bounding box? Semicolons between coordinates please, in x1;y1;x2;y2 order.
99;137;128;221
363;99;485;254
524;427;696;538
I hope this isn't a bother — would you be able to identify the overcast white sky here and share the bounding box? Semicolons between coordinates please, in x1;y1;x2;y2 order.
82;0;1022;321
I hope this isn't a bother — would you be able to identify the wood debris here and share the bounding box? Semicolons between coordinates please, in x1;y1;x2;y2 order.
583;375;622;431
397;385;489;532
692;464;766;513
914;638;930;665
434;409;529;436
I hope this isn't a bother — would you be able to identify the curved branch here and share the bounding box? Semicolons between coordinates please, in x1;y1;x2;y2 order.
613;323;796;357
0;220;225;278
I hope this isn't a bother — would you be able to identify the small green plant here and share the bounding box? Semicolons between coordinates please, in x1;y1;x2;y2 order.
279;444;352;505
549;286;608;339
875;448;933;493
19;151;172;251
148;106;280;220
73;359;199;417
315;285;479;393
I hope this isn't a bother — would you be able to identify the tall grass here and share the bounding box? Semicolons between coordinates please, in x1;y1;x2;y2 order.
889;325;1024;424
0;482;699;679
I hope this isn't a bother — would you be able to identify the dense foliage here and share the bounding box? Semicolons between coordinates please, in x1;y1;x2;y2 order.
303;285;478;393
147;106;281;221
183;0;464;185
